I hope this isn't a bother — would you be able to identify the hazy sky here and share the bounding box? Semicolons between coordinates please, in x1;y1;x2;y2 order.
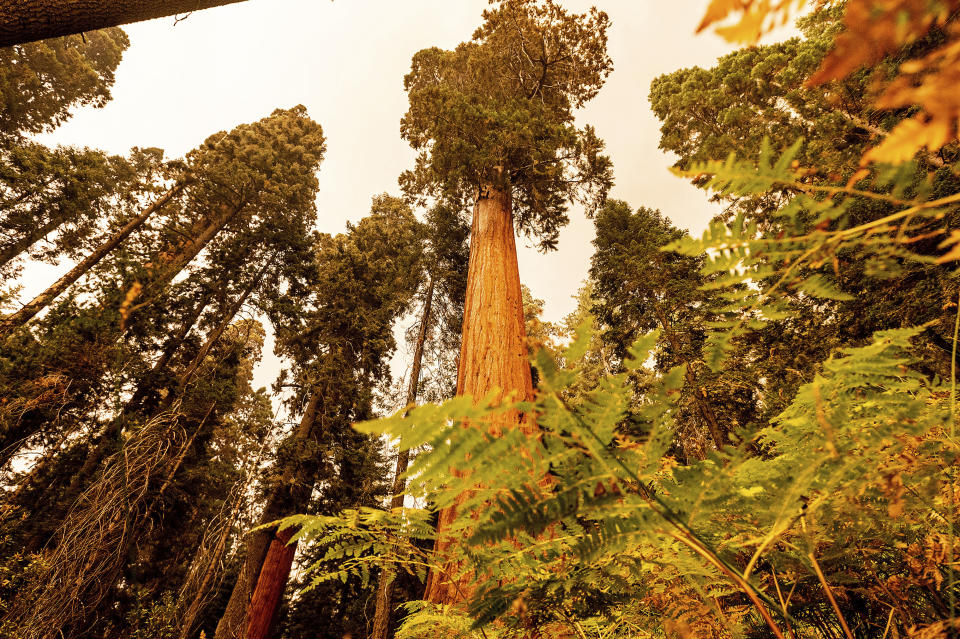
31;0;790;392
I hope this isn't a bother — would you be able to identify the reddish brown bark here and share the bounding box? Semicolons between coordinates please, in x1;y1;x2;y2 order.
0;0;247;48
245;526;297;639
423;184;534;606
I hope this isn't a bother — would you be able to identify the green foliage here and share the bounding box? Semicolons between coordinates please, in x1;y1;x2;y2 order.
281;310;958;636
666;139;958;370
0;28;128;141
400;0;613;250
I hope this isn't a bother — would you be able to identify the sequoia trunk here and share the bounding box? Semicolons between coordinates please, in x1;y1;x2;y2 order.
423;184;534;606
0;0;247;47
213;390;322;639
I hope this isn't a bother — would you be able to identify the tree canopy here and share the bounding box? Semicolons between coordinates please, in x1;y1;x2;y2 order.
400;0;613;249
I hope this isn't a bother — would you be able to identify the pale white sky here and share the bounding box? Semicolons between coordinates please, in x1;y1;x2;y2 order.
28;0;793;392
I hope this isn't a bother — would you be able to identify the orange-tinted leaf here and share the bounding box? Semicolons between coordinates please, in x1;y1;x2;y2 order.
697;0;806;44
808;0;960;86
862;115;953;165
697;0;747;33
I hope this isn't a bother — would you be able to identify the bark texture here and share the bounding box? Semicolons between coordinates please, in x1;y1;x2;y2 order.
213;391;322;639
423;185;534;606
0;0;247;47
370;277;435;639
0;184;182;337
245;527;297;639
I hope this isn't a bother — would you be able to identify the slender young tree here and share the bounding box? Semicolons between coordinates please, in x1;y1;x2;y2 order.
399;0;613;606
370;277;434;639
0;181;186;337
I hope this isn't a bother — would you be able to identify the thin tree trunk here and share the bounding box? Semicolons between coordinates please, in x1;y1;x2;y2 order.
214;391;322;639
656;315;726;454
370;277;435;639
147;202;240;296
0;0;248;47
0;184;183;337
126;287;216;413
0;213;64;271
423;184;534;606
173;258;269;391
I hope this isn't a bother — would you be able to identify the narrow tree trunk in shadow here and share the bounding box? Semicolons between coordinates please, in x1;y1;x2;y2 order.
370;276;435;639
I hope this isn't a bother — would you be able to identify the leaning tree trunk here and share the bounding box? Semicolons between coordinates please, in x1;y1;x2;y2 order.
245;526;297;639
148;202;240;294
0;214;64;272
213;391;322;639
0;0;248;47
422;184;534;607
0;183;183;338
370;277;435;639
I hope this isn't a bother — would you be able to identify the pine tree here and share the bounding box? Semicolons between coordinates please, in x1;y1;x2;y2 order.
0;107;324;474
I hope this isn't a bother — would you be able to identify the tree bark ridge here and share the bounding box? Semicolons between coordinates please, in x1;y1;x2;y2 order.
423;185;534;606
0;0;248;48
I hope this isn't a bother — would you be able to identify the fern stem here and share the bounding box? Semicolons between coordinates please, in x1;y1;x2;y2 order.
550;391;793;637
807;549;854;639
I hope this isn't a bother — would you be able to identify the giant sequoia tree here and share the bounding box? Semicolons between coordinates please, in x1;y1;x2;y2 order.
399;0;613;605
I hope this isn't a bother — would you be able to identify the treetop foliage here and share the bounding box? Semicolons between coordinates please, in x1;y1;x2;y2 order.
400;0;613;250
184;105;326;216
0;28;128;141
